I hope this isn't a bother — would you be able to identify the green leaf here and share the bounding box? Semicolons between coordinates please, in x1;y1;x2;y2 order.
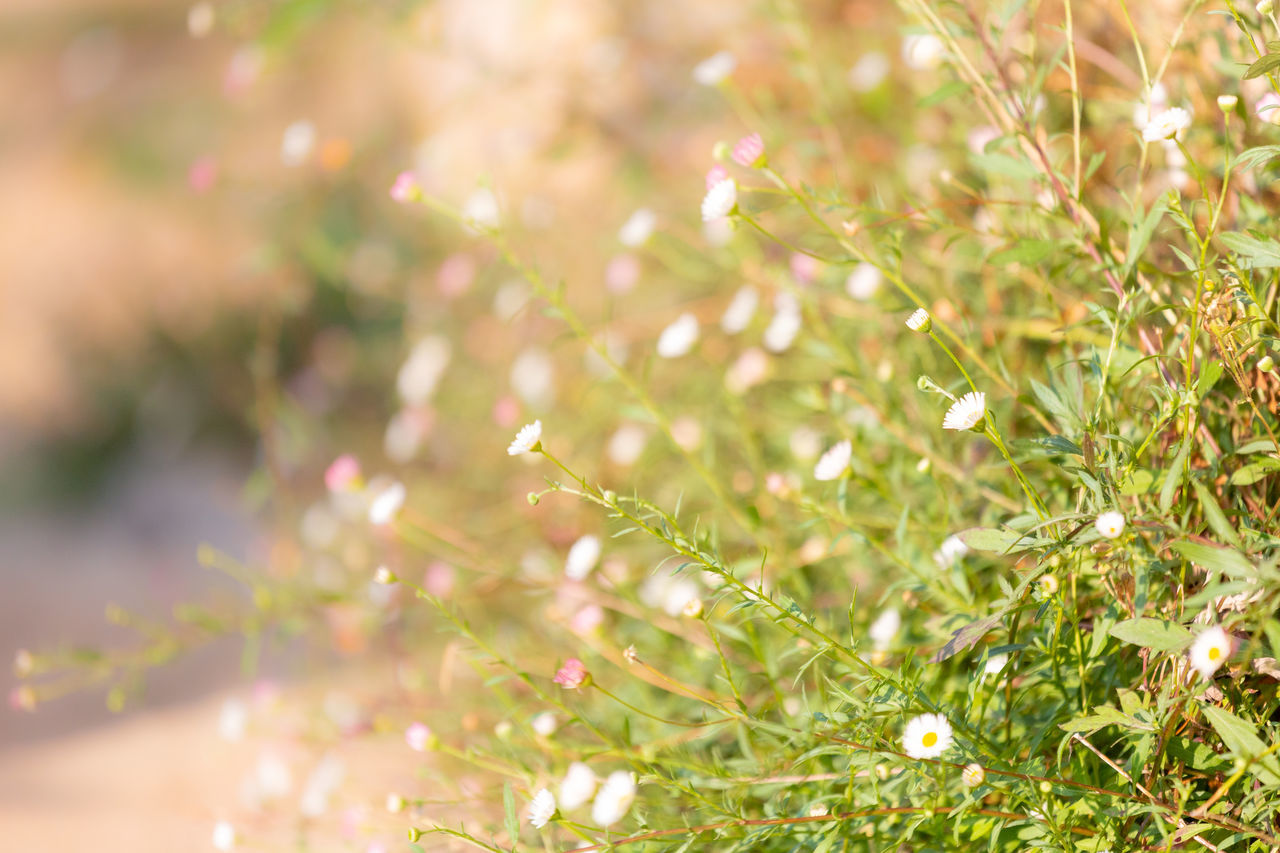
1160;438;1191;512
1119;470;1156;495
1200;704;1280;786
1171;540;1257;579
1234;145;1280;171
1191;480;1241;548
1220;232;1280;267
957;527;1043;553
1244;52;1280;80
1235;438;1280;455
918;80;970;108
991;240;1056;267
1229;457;1280;485
1122;200;1165;282
503;782;518;844
1108;618;1193;651
971;152;1039;180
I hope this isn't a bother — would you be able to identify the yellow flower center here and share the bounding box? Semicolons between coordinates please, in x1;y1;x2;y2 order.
922;731;938;748
1208;646;1221;661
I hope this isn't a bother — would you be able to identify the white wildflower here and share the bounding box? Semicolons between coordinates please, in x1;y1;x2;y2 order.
606;424;648;466
559;762;599;810
692;51;736;86
1142;107;1191;142
902;712;953;759
656;313;700;358
510;348;556;408
813;440;852;481
280;120;316;167
396;336;451;404
212;821;237;851
1095;511;1126;540
721;286;758;334
565;535;602;581
869;608;901;650
591;771;637;826
527;788;556;828
933;535;970;569
368;481;406;525
905;307;931;332
618;208;657;247
1189;626;1232;679
942;392;986;431
763;294;802;353
462;188;500;230
845;263;883;300
531;711;559;737
507;420;543;456
848;52;889;92
901;34;945;71
701;178;738;222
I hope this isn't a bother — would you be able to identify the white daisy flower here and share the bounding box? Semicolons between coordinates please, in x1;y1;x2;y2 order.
933;534;970;569
961;763;985;787
869;608;900;650
559;762;599;810
368;481;406;525
656;313;700;358
618;208;657;247
692;51;736;86
1142;107;1191;142
905;307;931;332
507;420;543;456
527;788;556;828
565;535;602;581
591;771;637;826
1095;511;1126;539
942;392;986;431
212;820;237;851
720;286;758;334
901;34;945;70
1189;626;1232;679
902;712;953;759
701;178;738;222
845;262;882;300
813;440;852;481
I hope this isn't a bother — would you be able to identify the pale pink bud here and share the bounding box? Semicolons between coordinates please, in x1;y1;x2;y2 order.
324;454;361;492
423;561;456;598
405;722;435;751
389;171;421;203
436;253;476;298
790;253;821;284
605;254;641;294
731;132;766;168
187;156;218;193
553;658;590;689
705;164;730;190
491;395;521;428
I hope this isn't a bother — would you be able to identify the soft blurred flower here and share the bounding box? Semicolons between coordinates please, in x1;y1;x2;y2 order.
605;254;641;294
731;133;766;168
527;788;556;828
641;574;702;617
701;178;738;221
984;653;1008;676
437;253;476;298
1255;92;1280;125
224;45;263;94
705;164;730;190
1132;82;1169;131
1190;626;1232;679
493;280;531;321
462;188;501;230
373;566;396;585
591;771;637;826
670;417;703;451
325;455;362;493
869;608;900;650
280;120;317;167
1218;95;1239;112
405;722;434;752
188;156;218;193
569;604;605;636
901;34;945;70
725;347;770;394
1142;107;1191;142
961;763;986;787
790;254;820;284
845;263;882;300
559;762;598;810
656;313;700;358
565;535;602;581
384;408;432;463
933;535;970;569
902;712;952;759
299;753;345;817
188;3;215;38
813;440;852;481
368;482;406;525
720;286;758;334
508;420;543;456
219;699;248;743
553;658;590;689
942;392;986;431
389;171;420;203
967;125;1000;155
1095;511;1126;539
531;711;559;737
693;51;736;85
212;820;237;851
618;208;657;247
763;293;802;353
848;52;889;92
607;424;648;466
510;348;556;408
13;649;33;678
397;336;451;405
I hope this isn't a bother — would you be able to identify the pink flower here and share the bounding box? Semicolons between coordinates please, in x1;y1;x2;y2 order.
389;171;421;203
605;254;641;294
731;133;766;168
790;253;821;284
188;156;218;193
324;454;362;492
1256;92;1280;126
492;395;521;428
436;253;476;298
705;164;730;190
405;722;434;751
553;658;590;689
569;604;605;636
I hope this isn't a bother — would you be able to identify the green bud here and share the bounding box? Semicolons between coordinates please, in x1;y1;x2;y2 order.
1258;355;1275;373
713;141;732;162
527;492;540;506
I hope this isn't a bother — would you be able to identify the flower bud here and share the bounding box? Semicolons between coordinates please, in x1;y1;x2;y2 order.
1258;354;1275;373
1259;0;1275;15
374;566;397;585
527;492;540;506
1218;95;1238;112
961;763;985;787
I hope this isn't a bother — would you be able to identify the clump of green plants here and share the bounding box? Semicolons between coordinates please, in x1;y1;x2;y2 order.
15;1;1280;850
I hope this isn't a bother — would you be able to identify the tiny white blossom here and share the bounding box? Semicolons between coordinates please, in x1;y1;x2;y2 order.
591;771;637;826
984;653;1008;676
942;392;986;431
656;313;700;358
701;178;738;222
869;608;901;650
721;286;759;334
845;263;883;300
1142;107;1191;142
606;424;648;466
813;440;852;481
618;208;657;247
1095;511;1126;539
462;188;501;230
902;712;953;759
1189;626;1232;679
565;535;602;581
368;481;406;525
905;307;931;332
188;2;215;37
901;34;945;71
559;762;599;810
848;52;889;92
280;120;316;167
933;535;970;569
1218;95;1239;112
692;51;736;86
531;711;559;737
218;698;248;743
508;420;543;456
510;347;556;408
212;821;237;851
397;336;451;404
298;753;345;817
527;788;556;828
763;305;802;353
